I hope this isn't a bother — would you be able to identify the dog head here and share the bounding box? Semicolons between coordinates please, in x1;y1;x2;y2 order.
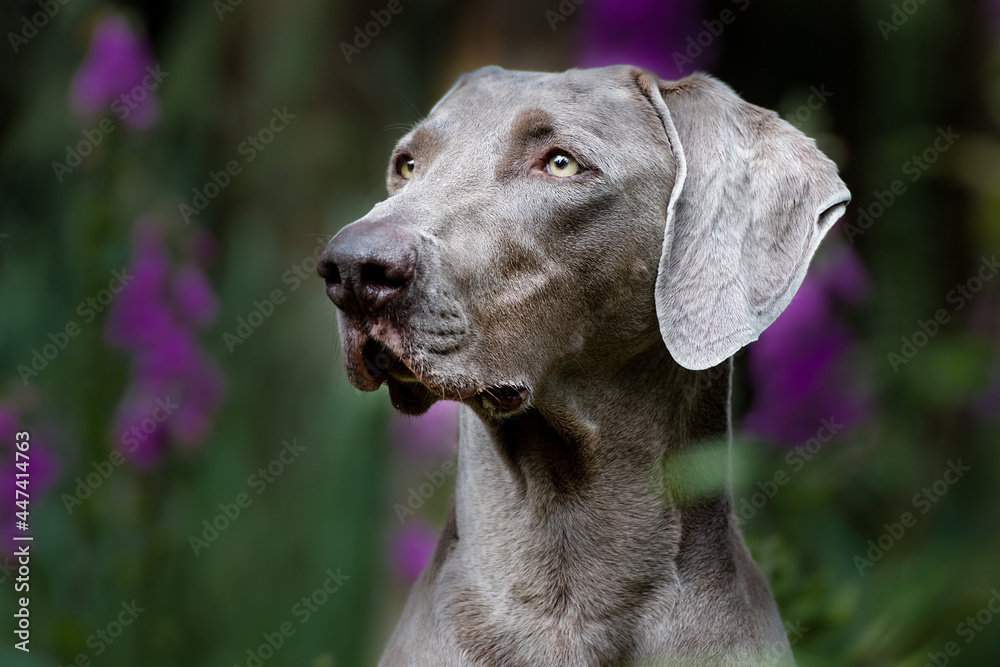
319;66;849;417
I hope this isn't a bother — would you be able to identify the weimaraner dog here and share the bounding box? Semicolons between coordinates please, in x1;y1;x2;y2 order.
319;66;849;666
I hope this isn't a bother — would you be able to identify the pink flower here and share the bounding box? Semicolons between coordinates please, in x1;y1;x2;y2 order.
105;220;224;466
576;0;712;78
391;522;439;585
742;242;872;446
70;14;159;130
172;265;217;326
391;401;459;459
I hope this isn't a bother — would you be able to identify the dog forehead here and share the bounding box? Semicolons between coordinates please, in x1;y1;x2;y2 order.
424;66;646;139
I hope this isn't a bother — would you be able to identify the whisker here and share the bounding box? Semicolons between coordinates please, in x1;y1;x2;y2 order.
394;88;426;124
382;123;414;133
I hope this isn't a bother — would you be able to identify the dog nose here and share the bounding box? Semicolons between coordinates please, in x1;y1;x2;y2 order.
318;218;418;316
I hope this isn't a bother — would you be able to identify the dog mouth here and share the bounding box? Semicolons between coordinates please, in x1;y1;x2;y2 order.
348;333;530;417
358;337;441;415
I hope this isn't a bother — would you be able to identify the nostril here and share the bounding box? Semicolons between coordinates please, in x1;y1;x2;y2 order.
360;262;407;290
319;260;341;286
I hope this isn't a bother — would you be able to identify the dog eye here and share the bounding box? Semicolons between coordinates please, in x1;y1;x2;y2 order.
397;156;415;179
546;153;580;178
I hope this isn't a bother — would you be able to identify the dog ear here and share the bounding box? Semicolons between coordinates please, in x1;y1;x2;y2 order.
635;71;850;371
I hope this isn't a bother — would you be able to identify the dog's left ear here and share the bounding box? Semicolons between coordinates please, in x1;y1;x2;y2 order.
635;71;850;371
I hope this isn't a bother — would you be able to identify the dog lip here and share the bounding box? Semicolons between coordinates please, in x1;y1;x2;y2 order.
359;333;475;400
386;375;438;415
339;317;480;402
360;337;408;386
481;385;530;413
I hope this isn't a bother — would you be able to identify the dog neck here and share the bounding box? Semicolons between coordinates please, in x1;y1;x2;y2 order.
457;339;734;536
436;341;744;661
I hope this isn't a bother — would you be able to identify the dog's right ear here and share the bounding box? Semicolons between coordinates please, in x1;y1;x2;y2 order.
634;71;850;371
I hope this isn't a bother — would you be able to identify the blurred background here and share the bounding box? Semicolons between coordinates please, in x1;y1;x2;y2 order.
1;0;999;665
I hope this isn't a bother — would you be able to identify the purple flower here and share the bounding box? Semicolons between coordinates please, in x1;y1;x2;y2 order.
811;241;869;307
575;0;711;78
70;13;159;130
134;324;200;383
391;522;439;585
105;224;172;348
113;392;169;468
742;242;871;446
392;401;459;459
172;265;217;326
170;361;225;447
106;220;224;466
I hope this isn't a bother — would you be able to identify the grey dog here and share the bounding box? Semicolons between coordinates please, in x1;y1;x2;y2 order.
318;66;849;666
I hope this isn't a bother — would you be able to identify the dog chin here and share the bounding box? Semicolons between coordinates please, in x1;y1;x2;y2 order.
385;376;439;415
342;333;463;415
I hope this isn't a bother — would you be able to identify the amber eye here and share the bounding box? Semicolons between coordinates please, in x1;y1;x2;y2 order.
546;153;581;178
398;156;415;179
